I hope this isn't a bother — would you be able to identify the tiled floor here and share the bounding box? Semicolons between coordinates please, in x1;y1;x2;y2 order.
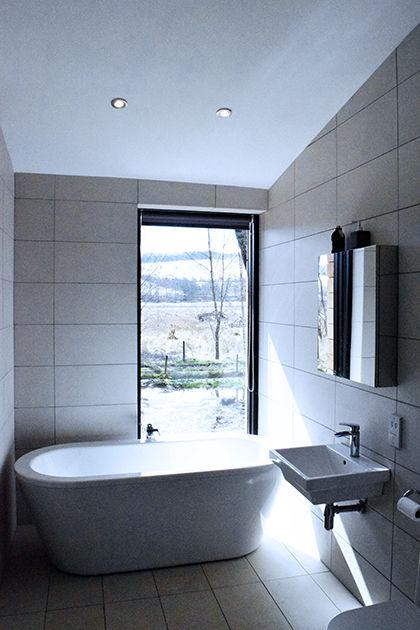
0;526;361;629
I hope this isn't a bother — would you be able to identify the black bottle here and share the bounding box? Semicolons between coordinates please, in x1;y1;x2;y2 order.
331;226;345;253
348;221;371;249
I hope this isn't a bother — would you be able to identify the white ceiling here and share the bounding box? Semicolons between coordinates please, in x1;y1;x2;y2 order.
1;1;419;188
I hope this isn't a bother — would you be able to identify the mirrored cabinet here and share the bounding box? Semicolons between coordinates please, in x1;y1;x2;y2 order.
318;245;397;387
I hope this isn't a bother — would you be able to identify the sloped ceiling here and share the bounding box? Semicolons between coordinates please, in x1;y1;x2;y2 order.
1;0;419;187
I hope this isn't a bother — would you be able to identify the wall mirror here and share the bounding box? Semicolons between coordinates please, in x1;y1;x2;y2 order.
318;245;397;387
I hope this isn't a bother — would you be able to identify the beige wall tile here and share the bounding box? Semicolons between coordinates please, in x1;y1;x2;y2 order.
56;175;137;203
337;90;397;175
337;52;396;124
295;131;336;195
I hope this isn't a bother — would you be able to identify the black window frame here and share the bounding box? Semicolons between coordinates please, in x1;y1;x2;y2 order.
137;209;259;438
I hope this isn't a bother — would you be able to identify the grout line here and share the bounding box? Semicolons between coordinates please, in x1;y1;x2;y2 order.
332;527;394;584
395;49;402;413
268;136;419;212
397;132;420;150
397;66;420;86
43;602;107;614
101;576;108;630
150;571;170;630
335;84;397;128
15;238;138;245
334;101;339;441
258;320;295;328
334;372;398;401
295;175;337;200
43;565;51;630
307;122;336;147
16;362;138;368
15;281;138;287
15;323;138;326
15;402;136;409
200;564;233;629
260;278;302;287
257;577;295;628
55;197;137;204
307;571;347;612
393;459;420;478
52;175;57;445
14;197;136;205
393;521;420;545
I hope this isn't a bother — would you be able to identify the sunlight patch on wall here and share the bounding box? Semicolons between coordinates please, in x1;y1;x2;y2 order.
333;528;374;605
261;334;323;567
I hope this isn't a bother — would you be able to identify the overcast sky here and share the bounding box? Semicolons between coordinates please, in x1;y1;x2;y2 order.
140;226;241;254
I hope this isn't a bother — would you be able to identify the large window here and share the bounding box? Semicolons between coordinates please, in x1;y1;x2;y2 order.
138;211;258;438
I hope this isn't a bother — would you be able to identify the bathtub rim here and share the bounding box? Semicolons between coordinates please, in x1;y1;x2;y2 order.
15;434;277;490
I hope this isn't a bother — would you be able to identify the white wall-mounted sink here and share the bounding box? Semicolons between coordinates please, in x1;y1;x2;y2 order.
270;443;390;505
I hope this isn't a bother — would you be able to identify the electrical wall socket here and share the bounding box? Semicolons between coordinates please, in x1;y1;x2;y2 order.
389;414;402;448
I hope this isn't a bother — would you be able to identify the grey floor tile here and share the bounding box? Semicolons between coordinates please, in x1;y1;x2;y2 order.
201;557;259;588
161;590;228;630
0;556;50;615
45;605;105;630
102;570;157;602
0;612;45;630
247;536;307;580
105;598;167;630
266;574;341;630
285;544;329;575
47;569;103;610
312;571;362;612
214;582;292;630
9;525;47;559
153;564;210;596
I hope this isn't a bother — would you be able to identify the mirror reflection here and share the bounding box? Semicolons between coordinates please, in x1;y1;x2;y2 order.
317;245;397;387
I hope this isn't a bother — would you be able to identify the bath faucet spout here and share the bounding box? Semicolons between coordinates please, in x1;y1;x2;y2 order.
334;423;360;457
146;424;160;441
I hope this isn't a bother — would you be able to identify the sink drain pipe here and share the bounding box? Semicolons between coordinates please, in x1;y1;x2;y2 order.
324;499;367;530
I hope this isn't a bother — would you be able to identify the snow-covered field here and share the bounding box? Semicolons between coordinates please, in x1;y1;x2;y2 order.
140;388;246;435
141;301;245;361
141;301;247;432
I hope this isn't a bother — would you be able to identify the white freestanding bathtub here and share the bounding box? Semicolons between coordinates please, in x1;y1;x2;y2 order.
15;435;279;575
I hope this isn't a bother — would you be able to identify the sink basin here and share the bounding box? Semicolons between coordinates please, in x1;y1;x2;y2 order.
270;443;390;505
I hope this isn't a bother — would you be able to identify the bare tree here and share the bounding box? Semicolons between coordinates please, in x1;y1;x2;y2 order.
235;229;248;267
188;230;237;360
238;252;246;356
207;230;229;359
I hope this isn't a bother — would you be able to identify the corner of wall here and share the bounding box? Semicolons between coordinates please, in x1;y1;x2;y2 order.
0;128;16;581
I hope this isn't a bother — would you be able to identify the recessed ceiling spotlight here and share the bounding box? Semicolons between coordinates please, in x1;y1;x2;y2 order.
216;107;232;118
111;97;128;109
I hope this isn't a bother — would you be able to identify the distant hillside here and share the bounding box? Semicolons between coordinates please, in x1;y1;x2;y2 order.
142;251;211;263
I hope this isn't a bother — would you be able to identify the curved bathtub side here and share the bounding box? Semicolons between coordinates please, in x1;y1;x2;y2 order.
18;464;280;575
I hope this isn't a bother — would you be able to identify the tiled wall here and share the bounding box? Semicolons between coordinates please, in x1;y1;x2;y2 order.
259;23;420;604
14;174;138;450
14;176;266;454
0;128;15;578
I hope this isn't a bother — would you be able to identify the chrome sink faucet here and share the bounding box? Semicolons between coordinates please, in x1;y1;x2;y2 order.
334;423;360;457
